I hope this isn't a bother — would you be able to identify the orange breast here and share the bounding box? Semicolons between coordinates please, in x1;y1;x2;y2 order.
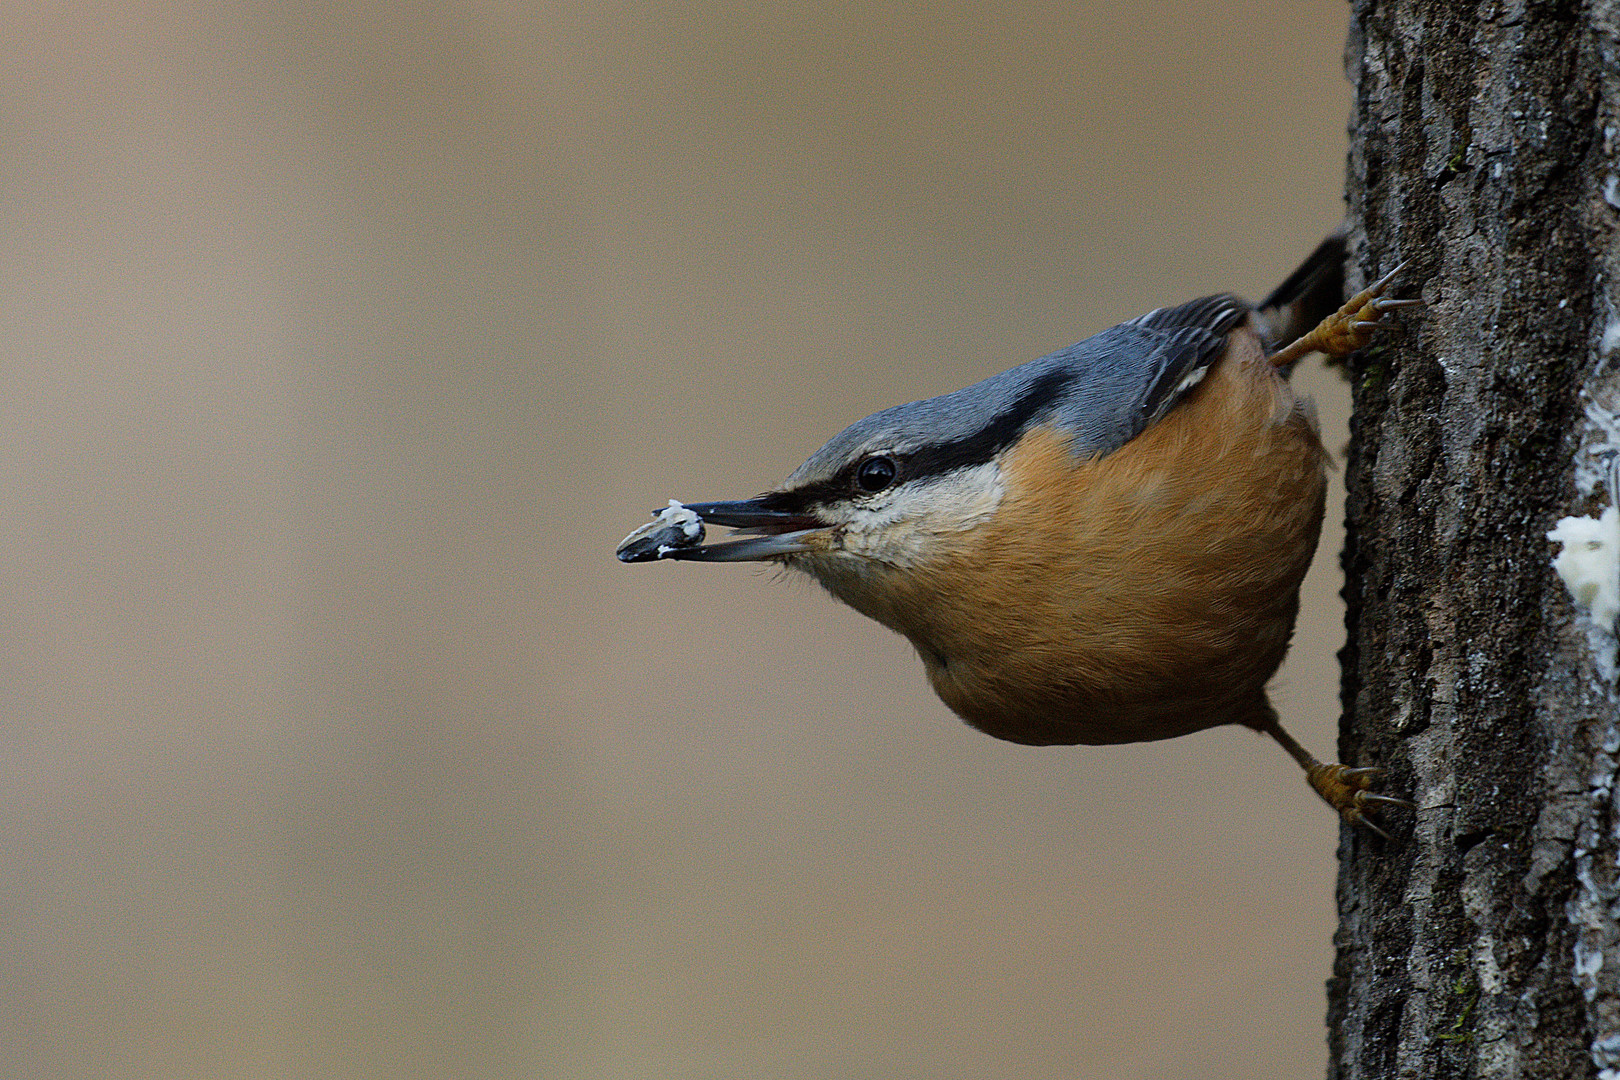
879;329;1327;745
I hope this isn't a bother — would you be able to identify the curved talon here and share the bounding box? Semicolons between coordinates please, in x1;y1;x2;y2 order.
1348;812;1392;841
1367;261;1407;293
1306;761;1408;837
1268;261;1423;368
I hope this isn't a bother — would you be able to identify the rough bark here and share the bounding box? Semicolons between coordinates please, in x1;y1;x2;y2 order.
1329;1;1620;1076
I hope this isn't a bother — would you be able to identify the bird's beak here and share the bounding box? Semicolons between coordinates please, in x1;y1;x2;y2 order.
616;498;832;563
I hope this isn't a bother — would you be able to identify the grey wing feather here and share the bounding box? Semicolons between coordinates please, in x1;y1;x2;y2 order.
1117;293;1252;424
782;292;1254;490
1024;292;1246;460
1128;293;1251;334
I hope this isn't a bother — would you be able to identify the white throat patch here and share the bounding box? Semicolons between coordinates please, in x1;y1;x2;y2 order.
835;460;1005;567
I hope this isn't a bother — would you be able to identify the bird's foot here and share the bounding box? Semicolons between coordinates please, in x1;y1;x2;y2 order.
1305;762;1413;839
1268;262;1423;368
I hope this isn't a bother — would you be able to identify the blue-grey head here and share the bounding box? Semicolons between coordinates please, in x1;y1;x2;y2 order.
616;294;1252;574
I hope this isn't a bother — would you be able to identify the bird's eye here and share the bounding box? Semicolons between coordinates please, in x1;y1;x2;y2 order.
855;454;897;493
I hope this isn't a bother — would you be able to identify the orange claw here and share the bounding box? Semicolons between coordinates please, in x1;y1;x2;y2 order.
1306;762;1413;839
1269;262;1422;368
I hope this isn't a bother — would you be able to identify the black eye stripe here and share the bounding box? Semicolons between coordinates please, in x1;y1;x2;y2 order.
769;367;1075;512
901;368;1073;480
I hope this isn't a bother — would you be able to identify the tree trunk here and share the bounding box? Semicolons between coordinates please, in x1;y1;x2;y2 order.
1330;2;1619;1076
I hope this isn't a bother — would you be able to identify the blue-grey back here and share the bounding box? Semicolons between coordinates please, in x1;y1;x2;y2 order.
784;294;1250;492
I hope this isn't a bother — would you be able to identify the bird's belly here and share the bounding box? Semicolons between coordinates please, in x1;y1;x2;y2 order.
921;649;1262;746
899;364;1324;748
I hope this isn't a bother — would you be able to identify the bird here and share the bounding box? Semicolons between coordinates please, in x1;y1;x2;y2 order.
617;233;1418;834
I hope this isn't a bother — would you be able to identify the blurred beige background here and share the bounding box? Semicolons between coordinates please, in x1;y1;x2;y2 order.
3;3;1356;1078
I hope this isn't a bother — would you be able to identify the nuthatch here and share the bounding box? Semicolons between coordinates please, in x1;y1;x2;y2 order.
618;234;1418;833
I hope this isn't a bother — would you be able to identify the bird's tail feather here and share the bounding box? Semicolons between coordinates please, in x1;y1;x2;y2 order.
1253;229;1347;356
